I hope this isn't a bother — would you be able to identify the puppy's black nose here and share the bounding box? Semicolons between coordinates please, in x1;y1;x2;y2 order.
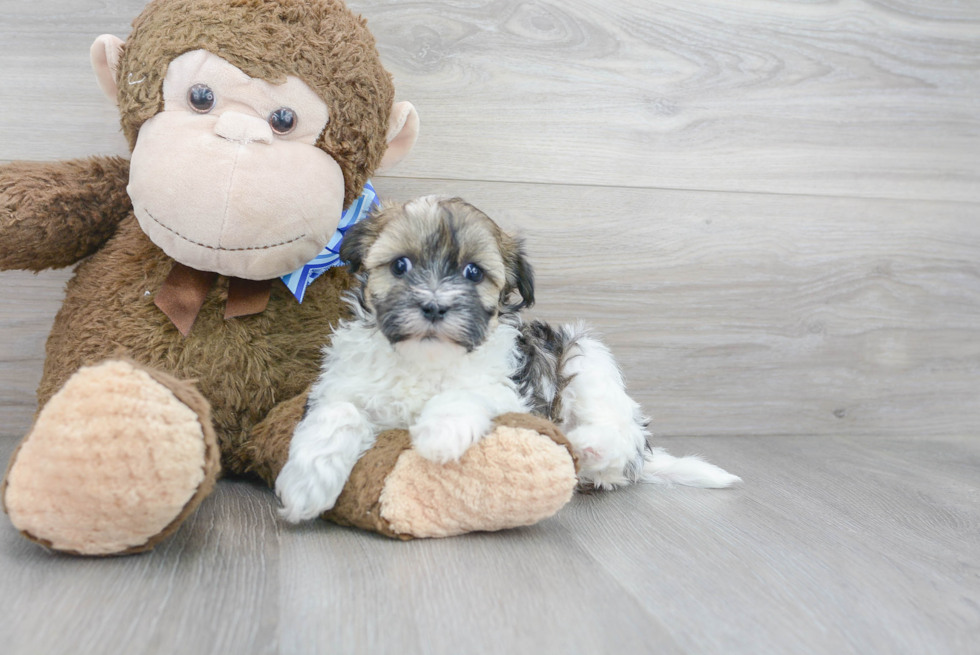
420;301;449;322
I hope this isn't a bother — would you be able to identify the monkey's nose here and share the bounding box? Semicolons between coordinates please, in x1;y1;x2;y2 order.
214;112;274;145
420;302;450;322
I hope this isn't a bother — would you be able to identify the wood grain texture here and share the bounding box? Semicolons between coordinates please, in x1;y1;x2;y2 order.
562;433;980;655
357;0;980;201
1;179;976;439
0;270;70;438
0;2;133;162
276;520;682;654
1;435;977;655
1;1;978;654
0;435;283;655
2;1;979;201
368;178;980;439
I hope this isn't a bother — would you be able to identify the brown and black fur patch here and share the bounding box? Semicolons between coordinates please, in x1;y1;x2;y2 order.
339;196;583;424
511;320;580;423
340;196;534;351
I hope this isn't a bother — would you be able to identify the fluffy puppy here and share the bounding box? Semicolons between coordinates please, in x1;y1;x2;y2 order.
276;196;740;522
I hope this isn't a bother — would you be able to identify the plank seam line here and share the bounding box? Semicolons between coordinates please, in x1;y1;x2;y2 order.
374;174;980;207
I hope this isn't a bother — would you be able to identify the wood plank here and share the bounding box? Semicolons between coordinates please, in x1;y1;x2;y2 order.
0;5;131;162
374;178;980;439
2;180;977;441
276;521;681;654
0;438;282;655
0;270;70;439
356;0;980;201
562;433;980;655
2;1;979;201
2;434;977;655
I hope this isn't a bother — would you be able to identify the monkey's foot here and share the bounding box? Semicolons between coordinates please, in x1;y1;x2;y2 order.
325;413;579;539
2;360;220;555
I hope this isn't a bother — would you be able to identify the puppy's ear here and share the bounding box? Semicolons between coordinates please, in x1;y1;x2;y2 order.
501;234;535;311
340;208;387;273
339;221;371;273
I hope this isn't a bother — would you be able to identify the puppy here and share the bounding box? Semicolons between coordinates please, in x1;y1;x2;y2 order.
276;196;740;522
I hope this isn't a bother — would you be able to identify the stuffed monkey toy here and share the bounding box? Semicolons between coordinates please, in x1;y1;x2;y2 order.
0;0;578;555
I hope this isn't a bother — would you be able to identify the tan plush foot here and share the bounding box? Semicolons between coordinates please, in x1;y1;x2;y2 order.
324;413;577;539
2;360;220;555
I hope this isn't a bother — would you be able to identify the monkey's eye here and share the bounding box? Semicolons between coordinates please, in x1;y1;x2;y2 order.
187;84;215;113
463;263;484;283
269;108;297;135
390;257;413;277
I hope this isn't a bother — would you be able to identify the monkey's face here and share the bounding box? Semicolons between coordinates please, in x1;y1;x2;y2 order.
127;50;343;280
90;0;419;281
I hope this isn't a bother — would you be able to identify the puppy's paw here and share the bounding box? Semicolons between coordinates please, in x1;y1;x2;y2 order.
275;455;347;523
567;424;640;488
410;413;492;464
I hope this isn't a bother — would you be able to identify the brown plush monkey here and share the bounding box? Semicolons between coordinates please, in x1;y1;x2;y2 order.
0;0;578;556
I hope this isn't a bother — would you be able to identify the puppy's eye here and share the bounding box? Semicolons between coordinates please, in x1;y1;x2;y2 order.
390;257;413;277
188;84;215;113
269;108;297;135
463;263;484;283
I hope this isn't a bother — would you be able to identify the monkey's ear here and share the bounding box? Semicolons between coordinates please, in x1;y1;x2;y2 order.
91;35;126;104
376;102;420;173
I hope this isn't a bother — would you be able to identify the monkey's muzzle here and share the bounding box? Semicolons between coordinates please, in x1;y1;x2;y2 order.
128;112;345;281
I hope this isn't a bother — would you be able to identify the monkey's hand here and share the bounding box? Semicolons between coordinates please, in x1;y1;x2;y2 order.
0;156;132;271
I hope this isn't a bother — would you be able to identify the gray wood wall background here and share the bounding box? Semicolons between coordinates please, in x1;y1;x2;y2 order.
1;0;977;440
0;2;977;654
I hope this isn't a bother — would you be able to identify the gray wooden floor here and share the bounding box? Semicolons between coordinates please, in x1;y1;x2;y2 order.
1;1;978;654
1;434;978;655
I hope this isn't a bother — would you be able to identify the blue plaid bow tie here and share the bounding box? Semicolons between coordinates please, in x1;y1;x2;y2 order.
280;180;380;302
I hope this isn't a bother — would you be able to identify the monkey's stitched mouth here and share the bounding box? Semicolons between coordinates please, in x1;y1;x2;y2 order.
143;208;307;252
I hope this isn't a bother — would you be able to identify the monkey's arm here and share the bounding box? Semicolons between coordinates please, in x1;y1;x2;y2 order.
0;157;132;271
241;389;578;540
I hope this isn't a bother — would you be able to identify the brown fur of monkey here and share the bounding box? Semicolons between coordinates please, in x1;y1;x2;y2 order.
0;157;132;271
34;212;350;475
118;0;394;207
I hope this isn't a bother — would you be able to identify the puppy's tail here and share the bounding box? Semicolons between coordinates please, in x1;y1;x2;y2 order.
639;448;742;488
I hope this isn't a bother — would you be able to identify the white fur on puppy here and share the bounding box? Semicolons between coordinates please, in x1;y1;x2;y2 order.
276;196;740;523
276;401;373;523
276;318;527;521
